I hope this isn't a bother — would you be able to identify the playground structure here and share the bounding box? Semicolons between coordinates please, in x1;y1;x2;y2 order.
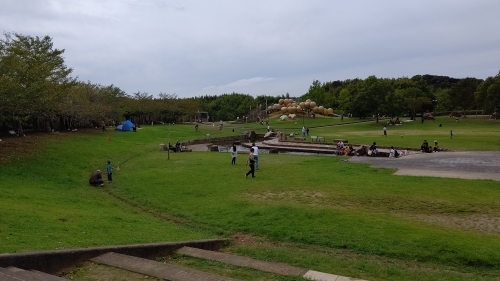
268;99;334;117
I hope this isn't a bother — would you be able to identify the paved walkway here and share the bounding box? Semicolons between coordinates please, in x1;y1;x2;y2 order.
187;138;500;181
177;247;367;281
348;151;500;181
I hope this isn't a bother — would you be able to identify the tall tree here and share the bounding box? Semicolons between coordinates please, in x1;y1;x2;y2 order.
475;74;500;116
303;80;326;105
403;87;429;120
0;33;75;134
450;78;480;116
355;76;393;122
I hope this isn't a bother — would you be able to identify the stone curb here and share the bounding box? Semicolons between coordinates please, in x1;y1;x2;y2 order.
0;239;228;274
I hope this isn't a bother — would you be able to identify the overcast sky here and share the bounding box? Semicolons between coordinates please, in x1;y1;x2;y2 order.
1;0;499;98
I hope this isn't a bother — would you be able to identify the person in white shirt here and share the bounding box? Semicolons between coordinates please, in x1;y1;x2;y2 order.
231;143;237;165
390;146;399;158
251;143;259;170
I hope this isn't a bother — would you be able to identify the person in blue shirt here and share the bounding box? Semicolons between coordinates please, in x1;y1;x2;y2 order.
106;161;114;183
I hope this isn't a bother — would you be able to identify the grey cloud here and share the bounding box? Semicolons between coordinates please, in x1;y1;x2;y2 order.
1;0;499;98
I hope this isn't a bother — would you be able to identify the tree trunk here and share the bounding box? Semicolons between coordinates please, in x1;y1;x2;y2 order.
17;119;24;136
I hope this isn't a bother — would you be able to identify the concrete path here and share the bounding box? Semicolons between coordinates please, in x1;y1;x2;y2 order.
92;252;243;281
0;266;68;281
348;151;500;181
177;247;368;281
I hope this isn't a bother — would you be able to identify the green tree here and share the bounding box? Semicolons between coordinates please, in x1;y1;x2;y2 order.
303;80;326;105
403;87;429;120
337;88;351;113
450;78;480;116
354;76;393;122
0;33;75;134
475;74;500;116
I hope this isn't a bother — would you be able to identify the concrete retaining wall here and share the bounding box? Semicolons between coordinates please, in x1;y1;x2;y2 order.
0;239;228;274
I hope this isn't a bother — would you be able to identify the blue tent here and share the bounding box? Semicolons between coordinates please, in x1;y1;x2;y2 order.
116;120;134;131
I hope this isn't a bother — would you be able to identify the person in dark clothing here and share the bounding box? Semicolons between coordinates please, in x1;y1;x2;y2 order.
89;170;104;186
246;148;256;178
421;140;430;153
369;142;378;155
106;161;114;183
231;143;237;165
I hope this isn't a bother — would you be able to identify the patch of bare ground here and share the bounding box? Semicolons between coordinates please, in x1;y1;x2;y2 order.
242;191;326;206
62;261;162;281
405;213;500;234
0;129;99;163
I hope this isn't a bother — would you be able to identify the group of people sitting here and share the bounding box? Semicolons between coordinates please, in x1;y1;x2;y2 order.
169;140;183;152
335;141;354;156
355;142;405;158
420;140;440;153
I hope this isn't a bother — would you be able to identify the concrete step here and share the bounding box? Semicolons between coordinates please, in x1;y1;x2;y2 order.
29;270;69;281
3;267;69;281
176;247;369;281
0;270;23;281
177;246;307;276
91;252;243;281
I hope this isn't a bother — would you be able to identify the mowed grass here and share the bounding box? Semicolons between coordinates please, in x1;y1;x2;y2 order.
1;118;500;281
232;114;500;151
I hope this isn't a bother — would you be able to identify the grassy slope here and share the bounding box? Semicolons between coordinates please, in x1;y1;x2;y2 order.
2;117;500;280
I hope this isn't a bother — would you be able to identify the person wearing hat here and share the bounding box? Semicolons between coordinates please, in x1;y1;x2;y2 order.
433;140;440;152
89;170;104;186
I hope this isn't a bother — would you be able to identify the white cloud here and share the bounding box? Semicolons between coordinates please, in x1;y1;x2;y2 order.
203;77;275;91
1;0;499;98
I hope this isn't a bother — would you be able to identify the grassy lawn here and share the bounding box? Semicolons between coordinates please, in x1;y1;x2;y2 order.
1;116;500;281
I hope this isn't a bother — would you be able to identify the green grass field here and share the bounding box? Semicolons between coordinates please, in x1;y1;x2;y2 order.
1;116;500;281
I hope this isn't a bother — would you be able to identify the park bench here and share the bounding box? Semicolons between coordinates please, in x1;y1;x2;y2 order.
311;136;325;142
294;137;307;142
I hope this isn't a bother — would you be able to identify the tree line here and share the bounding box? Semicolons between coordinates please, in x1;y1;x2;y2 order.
303;74;500;121
1;33;499;135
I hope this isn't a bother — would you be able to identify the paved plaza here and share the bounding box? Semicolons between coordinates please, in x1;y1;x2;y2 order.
348;151;500;181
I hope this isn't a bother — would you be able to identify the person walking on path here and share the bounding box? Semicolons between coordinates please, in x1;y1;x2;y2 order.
302;126;306;137
251;143;259;169
383;126;387;137
246;148;256;178
231;143;237;165
106;161;114;183
306;127;309;136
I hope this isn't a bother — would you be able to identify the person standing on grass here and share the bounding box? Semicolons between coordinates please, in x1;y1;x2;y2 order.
106;161;114;183
450;130;453;139
383;126;387;137
246;148;256;178
251;142;259;169
231;143;237;165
